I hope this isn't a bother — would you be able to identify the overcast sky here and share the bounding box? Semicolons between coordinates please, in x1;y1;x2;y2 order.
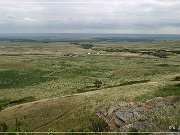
0;0;180;34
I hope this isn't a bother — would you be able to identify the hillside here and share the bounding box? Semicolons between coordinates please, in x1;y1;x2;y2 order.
0;40;179;132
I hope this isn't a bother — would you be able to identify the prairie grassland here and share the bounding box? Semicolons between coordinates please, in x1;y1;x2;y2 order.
0;40;179;132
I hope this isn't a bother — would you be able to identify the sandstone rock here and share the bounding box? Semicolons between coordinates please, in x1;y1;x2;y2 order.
108;105;119;115
108;116;121;130
115;111;134;122
97;96;180;132
117;102;129;107
113;116;125;127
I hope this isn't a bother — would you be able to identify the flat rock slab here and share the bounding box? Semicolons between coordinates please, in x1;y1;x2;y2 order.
108;106;118;114
115;111;134;122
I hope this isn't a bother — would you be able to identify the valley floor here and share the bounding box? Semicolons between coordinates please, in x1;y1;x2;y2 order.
0;40;179;132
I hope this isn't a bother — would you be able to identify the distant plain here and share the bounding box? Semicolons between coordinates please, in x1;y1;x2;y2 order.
0;35;179;132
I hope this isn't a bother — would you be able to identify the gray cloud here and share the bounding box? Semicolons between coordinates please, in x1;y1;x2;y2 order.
6;13;16;18
0;0;180;33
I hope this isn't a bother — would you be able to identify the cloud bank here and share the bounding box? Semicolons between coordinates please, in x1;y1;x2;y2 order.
0;0;180;34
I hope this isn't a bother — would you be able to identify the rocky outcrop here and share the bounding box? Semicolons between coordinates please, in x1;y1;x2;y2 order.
97;96;180;132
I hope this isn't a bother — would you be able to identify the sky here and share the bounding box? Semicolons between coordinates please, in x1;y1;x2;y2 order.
0;0;180;34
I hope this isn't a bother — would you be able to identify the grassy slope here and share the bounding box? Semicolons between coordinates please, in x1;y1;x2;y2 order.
0;74;179;132
0;41;179;131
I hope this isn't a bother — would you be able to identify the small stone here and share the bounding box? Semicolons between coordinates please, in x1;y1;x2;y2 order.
137;115;147;122
108;116;123;130
116;111;134;122
118;102;129;107
114;116;125;127
108;106;118;115
133;111;140;118
134;107;146;112
125;124;133;129
120;106;134;112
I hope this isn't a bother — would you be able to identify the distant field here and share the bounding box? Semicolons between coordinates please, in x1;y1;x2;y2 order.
0;40;179;132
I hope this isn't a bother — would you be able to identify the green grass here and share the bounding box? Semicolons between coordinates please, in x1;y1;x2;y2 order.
105;80;150;88
135;83;180;102
0;46;179;100
0;40;179;132
153;83;180;97
0;69;56;89
0;96;35;111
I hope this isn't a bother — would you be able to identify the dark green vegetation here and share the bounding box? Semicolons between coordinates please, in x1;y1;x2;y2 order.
80;44;93;49
106;80;150;88
0;96;35;111
0;116;29;132
0;69;55;89
173;76;180;81
154;83;180;97
93;79;103;88
136;83;180;102
135;76;180;102
0;39;179;132
94;47;180;58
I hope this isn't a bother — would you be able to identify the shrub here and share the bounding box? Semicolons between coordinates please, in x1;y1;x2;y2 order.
0;122;8;132
94;79;102;88
81;44;93;49
152;51;168;58
89;115;109;132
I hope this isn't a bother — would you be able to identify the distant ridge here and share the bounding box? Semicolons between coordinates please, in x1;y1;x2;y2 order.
0;33;180;42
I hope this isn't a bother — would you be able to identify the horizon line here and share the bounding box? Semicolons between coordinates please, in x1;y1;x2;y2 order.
1;2;180;4
1;33;180;35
